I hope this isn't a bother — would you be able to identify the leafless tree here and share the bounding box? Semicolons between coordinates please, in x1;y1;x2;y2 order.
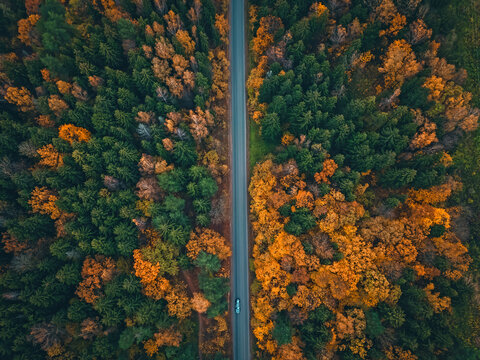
30;322;65;351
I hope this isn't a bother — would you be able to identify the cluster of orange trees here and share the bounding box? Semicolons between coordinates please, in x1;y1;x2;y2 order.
248;0;480;359
0;0;231;358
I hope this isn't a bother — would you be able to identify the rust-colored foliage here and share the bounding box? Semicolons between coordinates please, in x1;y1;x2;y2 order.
58;124;91;144
5;86;34;112
55;80;71;95
424;283;451;313
247;56;268;121
144;327;182;356
36;115;54;127
201;315;231;354
25;0;42;15
41;69;51;82
92;0;129;22
249;5;258;32
385;346;418;360
188;0;202;23
29;186;61;220
281;132;295;146
88;75;104;88
310;2;328;17
164;10;182;35
186;228;231;261
71;83;88;101
75;255;116;304
378;39;422;89
17;15;40;46
166;75;185;98
37;144;63;168
188;106;214;142
314;158;338;184
138;153;173;175
135;111;155;124
2;232;27;255
79;318;102;340
164;111;181;133
376;0;406;37
48;95;69;115
209;48;229;102
136;177;161;201
252;16;283;56
215;14;229;44
176;30;195;56
162;137;174;151
275;336;306;360
165;284;192;319
133;249;171;300
191;292;210;313
155;36;175;60
423;75;479;133
152;57;170;81
410;19;432;44
172;54;188;76
409;120;438;150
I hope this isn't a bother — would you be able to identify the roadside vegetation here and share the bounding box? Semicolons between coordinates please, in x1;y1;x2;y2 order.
0;0;231;358
247;0;480;358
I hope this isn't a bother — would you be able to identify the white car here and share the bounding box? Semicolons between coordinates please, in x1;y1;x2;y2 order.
235;298;240;314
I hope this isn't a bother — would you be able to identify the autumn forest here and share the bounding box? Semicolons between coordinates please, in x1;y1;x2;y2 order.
1;0;480;359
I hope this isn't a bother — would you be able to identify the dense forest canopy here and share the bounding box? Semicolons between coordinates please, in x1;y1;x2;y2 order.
2;0;480;359
0;0;231;359
247;0;480;359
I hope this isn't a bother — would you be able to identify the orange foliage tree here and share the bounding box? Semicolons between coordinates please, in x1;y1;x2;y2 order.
17;15;40;46
215;14;229;45
25;0;42;15
58;124;91;144
48;95;69;115
314;158;338;184
378;39;422;89
75;255;116;304
209;48;229;103
92;0;129;22
186;228;231;261
376;0;406;37
201;315;231;354
56;80;72;95
188;106;214;142
2;232;27;255
247;56;268;121
175;30;195;56
5;86;34;112
385;346;418;360
36;115;55;127
274;336;305;360
191;292;210;313
164;284;192;319
37;144;64;168
252;16;283;56
164;10;182;35
410;19;432;44
136;177;161;201
29;186;62;220
143;327;182;356
133;249;171;300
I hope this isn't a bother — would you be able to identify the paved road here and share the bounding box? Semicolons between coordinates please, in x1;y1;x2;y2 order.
230;0;250;359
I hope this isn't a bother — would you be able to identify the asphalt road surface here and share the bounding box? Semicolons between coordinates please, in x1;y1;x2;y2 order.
230;0;250;358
